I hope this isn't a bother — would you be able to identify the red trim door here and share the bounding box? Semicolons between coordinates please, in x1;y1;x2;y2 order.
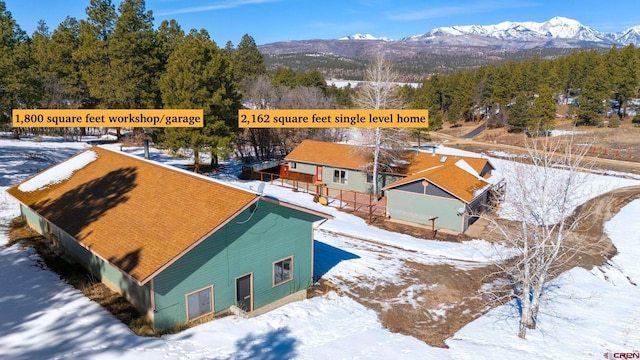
281;164;290;178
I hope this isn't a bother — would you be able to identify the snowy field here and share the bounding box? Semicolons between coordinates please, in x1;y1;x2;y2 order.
1;138;640;359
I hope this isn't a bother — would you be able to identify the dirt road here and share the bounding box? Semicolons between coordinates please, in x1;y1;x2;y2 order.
326;185;640;347
431;131;640;176
314;127;640;346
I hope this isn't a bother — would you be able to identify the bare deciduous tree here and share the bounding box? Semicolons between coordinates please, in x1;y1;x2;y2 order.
278;86;343;154
240;76;344;161
241;76;280;160
485;132;597;339
353;53;410;196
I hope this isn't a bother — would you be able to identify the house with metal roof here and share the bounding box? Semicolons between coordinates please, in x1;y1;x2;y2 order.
284;140;502;233
7;147;331;330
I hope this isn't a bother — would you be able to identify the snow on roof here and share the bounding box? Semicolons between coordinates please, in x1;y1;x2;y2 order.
454;159;483;180
447;159;497;199
18;150;98;192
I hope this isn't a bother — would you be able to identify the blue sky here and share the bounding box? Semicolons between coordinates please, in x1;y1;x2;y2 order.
4;0;640;45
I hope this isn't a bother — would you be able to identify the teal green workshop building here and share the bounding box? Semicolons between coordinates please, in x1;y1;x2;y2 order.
8;147;331;330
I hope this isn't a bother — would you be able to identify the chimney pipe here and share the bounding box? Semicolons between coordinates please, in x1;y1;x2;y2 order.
143;138;150;160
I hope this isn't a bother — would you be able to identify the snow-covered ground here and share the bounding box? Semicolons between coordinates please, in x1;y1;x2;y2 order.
549;129;583;137
1;139;639;359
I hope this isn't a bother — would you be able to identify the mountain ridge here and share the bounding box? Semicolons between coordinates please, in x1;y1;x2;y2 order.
258;17;639;81
333;17;640;48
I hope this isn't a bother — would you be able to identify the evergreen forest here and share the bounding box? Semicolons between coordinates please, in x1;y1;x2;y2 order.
2;0;640;165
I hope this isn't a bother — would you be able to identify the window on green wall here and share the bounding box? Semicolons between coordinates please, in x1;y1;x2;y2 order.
186;286;213;321
273;256;293;286
333;169;347;184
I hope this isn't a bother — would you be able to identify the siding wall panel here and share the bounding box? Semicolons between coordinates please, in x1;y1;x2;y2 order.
19;199;317;331
152;200;316;330
387;190;465;232
19;205;152;317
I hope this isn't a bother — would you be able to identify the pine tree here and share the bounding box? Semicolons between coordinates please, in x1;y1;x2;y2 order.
31;20;51;67
32;18;85;109
0;1;39;135
110;0;159;108
223;40;234;58
608;113;621;128
577;54;607;126
446;70;474;124
156;19;184;66
272;67;297;88
413;74;445;129
49;17;85;108
527;85;556;131
75;0;117;108
30;20;52;107
233;34;266;82
612;45;639;118
160;30;241;171
75;0;160;139
507;92;529;131
296;69;327;92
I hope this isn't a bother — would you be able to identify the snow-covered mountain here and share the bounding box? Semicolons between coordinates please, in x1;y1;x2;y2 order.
406;17;614;45
616;25;640;45
260;17;640;74
340;17;640;48
338;33;391;41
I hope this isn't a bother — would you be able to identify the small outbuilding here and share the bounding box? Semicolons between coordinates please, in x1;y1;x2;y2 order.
7;147;331;330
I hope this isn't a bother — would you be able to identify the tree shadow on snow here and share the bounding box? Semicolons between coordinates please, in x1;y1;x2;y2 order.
231;327;297;360
0;144;85;187
313;240;360;281
0;245;161;360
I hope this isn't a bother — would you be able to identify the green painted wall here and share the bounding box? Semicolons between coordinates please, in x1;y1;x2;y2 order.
19;205;152;316
322;167;402;195
152;200;319;330
21;204;46;233
324;167;370;193
88;255;152;316
291;162;316;176
291;162;402;195
387;189;465;232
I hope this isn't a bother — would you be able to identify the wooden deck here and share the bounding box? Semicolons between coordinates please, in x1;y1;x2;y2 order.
323;187;386;218
248;168;386;221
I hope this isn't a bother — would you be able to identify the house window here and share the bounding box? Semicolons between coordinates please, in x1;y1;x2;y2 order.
273;256;293;286
366;172;374;184
333;169;347;184
290;162;296;169
186;286;213;321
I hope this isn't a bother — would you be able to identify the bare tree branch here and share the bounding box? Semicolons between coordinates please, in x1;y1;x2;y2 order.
353;53;410;196
481;130;602;338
